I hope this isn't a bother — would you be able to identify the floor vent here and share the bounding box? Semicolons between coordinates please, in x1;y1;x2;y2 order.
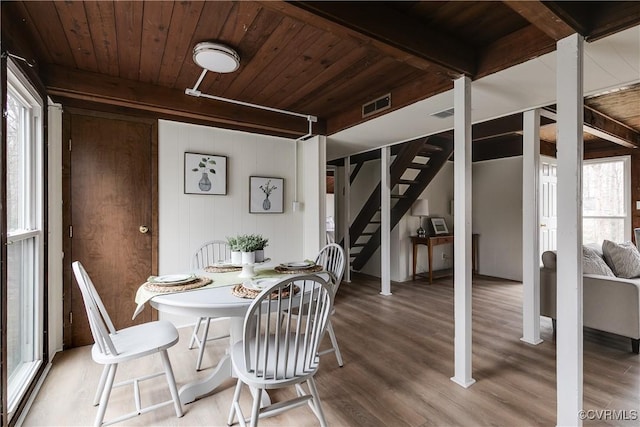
362;94;391;118
431;107;454;119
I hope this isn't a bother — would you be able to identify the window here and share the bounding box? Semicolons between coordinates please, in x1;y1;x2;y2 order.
5;60;44;418
583;156;630;244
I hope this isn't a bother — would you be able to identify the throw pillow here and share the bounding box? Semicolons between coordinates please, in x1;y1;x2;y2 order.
582;246;615;276
601;240;640;278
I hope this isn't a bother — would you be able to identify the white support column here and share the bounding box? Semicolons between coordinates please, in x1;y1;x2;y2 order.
521;109;543;345
556;33;584;427
451;75;475;388
380;146;392;296
300;136;326;259
344;157;351;283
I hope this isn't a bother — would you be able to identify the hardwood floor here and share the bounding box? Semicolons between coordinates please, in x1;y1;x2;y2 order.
23;274;639;426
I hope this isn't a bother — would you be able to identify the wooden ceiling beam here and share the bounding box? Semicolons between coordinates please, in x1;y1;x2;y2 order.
502;1;575;40
543;105;640;149
476;24;556;78
583;105;640;149
543;1;640;41
265;1;476;77
43;65;318;138
586;1;640;42
473;113;555;141
326;72;453;135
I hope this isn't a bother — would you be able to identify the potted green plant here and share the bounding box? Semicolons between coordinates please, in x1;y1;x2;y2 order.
226;236;242;265
252;234;269;262
235;234;255;264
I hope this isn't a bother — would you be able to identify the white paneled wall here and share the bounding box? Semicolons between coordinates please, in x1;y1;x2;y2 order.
158;120;309;324
472;157;523;281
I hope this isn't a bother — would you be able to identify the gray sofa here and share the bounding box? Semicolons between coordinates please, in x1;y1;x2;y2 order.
540;246;640;354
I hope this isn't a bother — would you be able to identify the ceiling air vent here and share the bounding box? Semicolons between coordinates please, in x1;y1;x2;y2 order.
362;93;391;118
431;107;454;119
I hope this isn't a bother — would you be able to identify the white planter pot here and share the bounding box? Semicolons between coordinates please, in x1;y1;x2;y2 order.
231;251;242;265
241;251;255;265
255;249;265;263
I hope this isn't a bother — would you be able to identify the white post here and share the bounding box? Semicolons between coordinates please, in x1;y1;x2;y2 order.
451;76;475;388
556;33;584;427
300;136;326;259
344;157;351;283
521;109;543;345
380;146;392;296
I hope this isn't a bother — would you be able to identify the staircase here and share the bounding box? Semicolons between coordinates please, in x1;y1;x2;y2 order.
345;136;454;271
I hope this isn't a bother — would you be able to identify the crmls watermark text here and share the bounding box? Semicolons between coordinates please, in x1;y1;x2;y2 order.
578;409;639;421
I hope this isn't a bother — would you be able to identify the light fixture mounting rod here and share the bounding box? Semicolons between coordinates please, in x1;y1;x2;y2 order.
186;68;317;136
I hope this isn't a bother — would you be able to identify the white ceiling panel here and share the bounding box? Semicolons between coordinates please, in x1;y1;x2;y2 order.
328;25;640;161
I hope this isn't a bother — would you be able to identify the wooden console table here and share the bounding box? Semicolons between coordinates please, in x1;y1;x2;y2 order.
411;234;479;284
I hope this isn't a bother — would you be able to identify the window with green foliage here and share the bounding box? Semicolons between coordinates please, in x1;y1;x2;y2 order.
583;157;630;244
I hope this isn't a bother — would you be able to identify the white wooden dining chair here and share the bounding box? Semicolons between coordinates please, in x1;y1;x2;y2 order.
190;240;232;370
227;275;333;427
315;243;346;367
72;261;183;427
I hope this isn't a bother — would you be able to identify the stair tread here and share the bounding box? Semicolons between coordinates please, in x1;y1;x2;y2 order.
420;143;443;152
409;162;430;169
398;179;419;185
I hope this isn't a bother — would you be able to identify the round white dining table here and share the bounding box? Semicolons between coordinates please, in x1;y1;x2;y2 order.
150;281;253;405
145;269;330;405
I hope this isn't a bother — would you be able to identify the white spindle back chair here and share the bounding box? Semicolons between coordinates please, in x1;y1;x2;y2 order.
72;261;183;427
189;240;232;370
228;275;333;427
314;243;345;366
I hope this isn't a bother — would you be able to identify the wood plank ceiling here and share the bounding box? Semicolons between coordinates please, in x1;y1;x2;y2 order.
2;1;640;149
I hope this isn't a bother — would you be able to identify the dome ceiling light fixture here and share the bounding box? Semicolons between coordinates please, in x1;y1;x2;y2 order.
192;41;240;73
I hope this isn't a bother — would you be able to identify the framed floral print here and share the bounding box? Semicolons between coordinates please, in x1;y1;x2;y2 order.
250;176;283;213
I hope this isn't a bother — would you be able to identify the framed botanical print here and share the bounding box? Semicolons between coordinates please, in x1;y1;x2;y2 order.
184;152;227;195
250;176;283;213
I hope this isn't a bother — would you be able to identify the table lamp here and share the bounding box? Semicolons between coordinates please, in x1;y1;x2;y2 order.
411;199;429;237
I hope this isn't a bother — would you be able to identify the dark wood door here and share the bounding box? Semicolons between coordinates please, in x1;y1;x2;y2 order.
64;112;157;347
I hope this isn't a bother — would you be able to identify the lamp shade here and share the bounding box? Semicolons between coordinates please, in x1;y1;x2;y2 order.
411;199;429;217
193;42;240;73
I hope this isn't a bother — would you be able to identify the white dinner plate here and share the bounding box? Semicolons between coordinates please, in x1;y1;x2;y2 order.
147;274;196;286
280;261;315;269
245;278;280;290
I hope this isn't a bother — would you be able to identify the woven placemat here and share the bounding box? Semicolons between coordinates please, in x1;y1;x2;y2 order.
204;265;242;273
231;284;300;299
143;276;212;293
274;264;323;274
